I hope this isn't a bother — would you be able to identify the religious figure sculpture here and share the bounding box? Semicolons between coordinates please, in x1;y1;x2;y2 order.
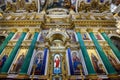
103;1;110;11
63;0;71;8
78;1;85;12
85;4;91;12
91;0;99;10
16;0;25;10
98;3;105;12
27;1;37;12
5;1;16;12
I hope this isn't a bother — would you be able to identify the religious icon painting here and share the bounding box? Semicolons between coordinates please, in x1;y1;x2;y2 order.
82;33;90;40
9;48;27;74
12;32;21;40
94;33;103;40
53;54;62;74
25;32;33;40
30;51;44;75
87;49;106;75
71;51;83;75
0;47;12;68
68;32;76;42
39;33;44;42
104;50;120;73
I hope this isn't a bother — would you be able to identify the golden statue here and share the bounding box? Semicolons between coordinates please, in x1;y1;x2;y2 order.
16;0;25;10
98;3;104;12
104;1;110;11
85;4;91;12
63;0;71;8
5;1;16;12
78;1;85;12
30;1;37;11
91;0;99;9
5;2;12;12
27;1;37;12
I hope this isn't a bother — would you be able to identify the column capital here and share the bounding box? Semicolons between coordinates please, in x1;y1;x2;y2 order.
98;28;105;33
86;28;93;33
74;28;82;32
11;28;18;33
35;28;40;32
23;28;29;32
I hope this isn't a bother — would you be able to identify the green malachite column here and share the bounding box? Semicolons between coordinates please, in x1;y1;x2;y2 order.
0;32;27;73
101;32;120;61
20;32;39;74
0;32;14;54
89;32;117;74
76;32;96;74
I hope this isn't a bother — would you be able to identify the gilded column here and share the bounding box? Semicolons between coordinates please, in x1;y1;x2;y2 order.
0;28;17;54
19;29;39;75
99;29;120;61
76;29;96;75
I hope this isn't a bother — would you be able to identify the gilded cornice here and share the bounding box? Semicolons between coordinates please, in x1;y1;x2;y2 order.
41;23;74;29
0;20;43;26
73;20;116;27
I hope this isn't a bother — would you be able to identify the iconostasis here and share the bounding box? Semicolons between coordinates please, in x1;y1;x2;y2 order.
9;47;28;74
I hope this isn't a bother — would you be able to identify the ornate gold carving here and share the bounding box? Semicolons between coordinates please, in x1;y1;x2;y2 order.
0;74;8;78
86;74;98;79
78;0;110;13
0;20;42;26
78;1;85;12
23;28;29;32
16;0;25;10
87;28;93;33
98;28;105;33
11;28;18;33
27;1;37;12
107;74;120;79
5;1;16;12
35;28;40;32
17;74;29;79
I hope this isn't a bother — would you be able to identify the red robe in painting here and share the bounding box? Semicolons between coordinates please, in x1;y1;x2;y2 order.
55;57;60;68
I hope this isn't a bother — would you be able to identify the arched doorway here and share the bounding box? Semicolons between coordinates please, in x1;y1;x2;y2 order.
110;36;120;51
